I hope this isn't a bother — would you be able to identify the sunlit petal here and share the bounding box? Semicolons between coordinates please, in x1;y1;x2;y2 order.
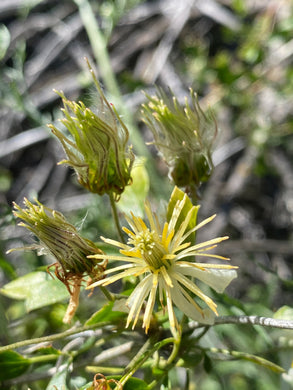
175;264;238;293
126;275;152;328
171;279;215;324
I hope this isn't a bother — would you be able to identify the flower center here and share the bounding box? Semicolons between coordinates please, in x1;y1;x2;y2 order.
129;229;167;270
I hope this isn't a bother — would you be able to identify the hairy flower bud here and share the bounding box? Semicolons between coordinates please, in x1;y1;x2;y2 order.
48;66;134;200
9;198;107;323
11;198;105;282
141;88;217;198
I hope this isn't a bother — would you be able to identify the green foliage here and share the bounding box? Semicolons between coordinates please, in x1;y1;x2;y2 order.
0;351;30;380
85;301;127;326
1;271;69;311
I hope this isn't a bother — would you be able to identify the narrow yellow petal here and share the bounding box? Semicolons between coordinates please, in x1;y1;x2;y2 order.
100;236;130;250
172;272;218;314
122;227;135;238
177;236;229;256
180;214;216;243
144;200;157;233
143;272;158;332
120;249;142;258
164;282;178;336
172;242;191;253
172;206;195;248
160;265;173;287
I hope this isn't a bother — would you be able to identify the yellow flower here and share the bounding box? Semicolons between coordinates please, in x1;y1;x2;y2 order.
88;187;237;335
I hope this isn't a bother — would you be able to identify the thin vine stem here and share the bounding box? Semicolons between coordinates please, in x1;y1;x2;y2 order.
0;322;109;353
109;192;125;243
214;315;293;329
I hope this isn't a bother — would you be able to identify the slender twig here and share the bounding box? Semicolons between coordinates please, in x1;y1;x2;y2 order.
201;346;285;373
100;285;115;301
163;332;181;369
0;322;110;353
109;192;125;243
119;337;155;387
190;315;293;330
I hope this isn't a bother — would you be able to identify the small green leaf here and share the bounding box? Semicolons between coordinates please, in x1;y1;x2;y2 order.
0;350;30;380
0;271;69;311
209;347;285;374
0;24;10;60
273;306;293;320
118;159;150;217
33;346;61;356
46;357;71;390
85;301;126;326
181;350;204;368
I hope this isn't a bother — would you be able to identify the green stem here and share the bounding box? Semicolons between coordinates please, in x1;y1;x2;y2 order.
119;337;156;386
118;336;176;388
164;333;181;368
0;321;109;353
100;285;115;301
109;192;125;243
28;354;59;364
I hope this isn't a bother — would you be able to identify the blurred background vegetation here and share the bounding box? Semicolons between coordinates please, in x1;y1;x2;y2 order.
0;0;292;389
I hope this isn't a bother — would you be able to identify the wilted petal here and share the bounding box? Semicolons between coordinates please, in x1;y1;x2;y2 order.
176;264;237;293
126;274;152;328
170;279;215;324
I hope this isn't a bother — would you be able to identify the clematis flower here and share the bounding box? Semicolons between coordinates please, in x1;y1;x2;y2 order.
87;187;237;335
48;61;134;200
141;88;217;199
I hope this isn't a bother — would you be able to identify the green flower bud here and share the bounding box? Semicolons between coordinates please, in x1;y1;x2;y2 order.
141;88;217;198
11;198;105;279
48;68;134;200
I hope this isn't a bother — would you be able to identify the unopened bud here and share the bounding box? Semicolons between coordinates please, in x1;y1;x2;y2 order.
141;88;217;198
11;198;105;279
49;65;134;200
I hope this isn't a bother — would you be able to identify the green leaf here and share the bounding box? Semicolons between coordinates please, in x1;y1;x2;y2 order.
209;348;285;374
0;271;69;311
46;358;71;390
0;24;10;60
0;350;30;380
118;159;150;217
273;305;293;320
85;301;126;326
33;346;61;356
167;186;199;233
